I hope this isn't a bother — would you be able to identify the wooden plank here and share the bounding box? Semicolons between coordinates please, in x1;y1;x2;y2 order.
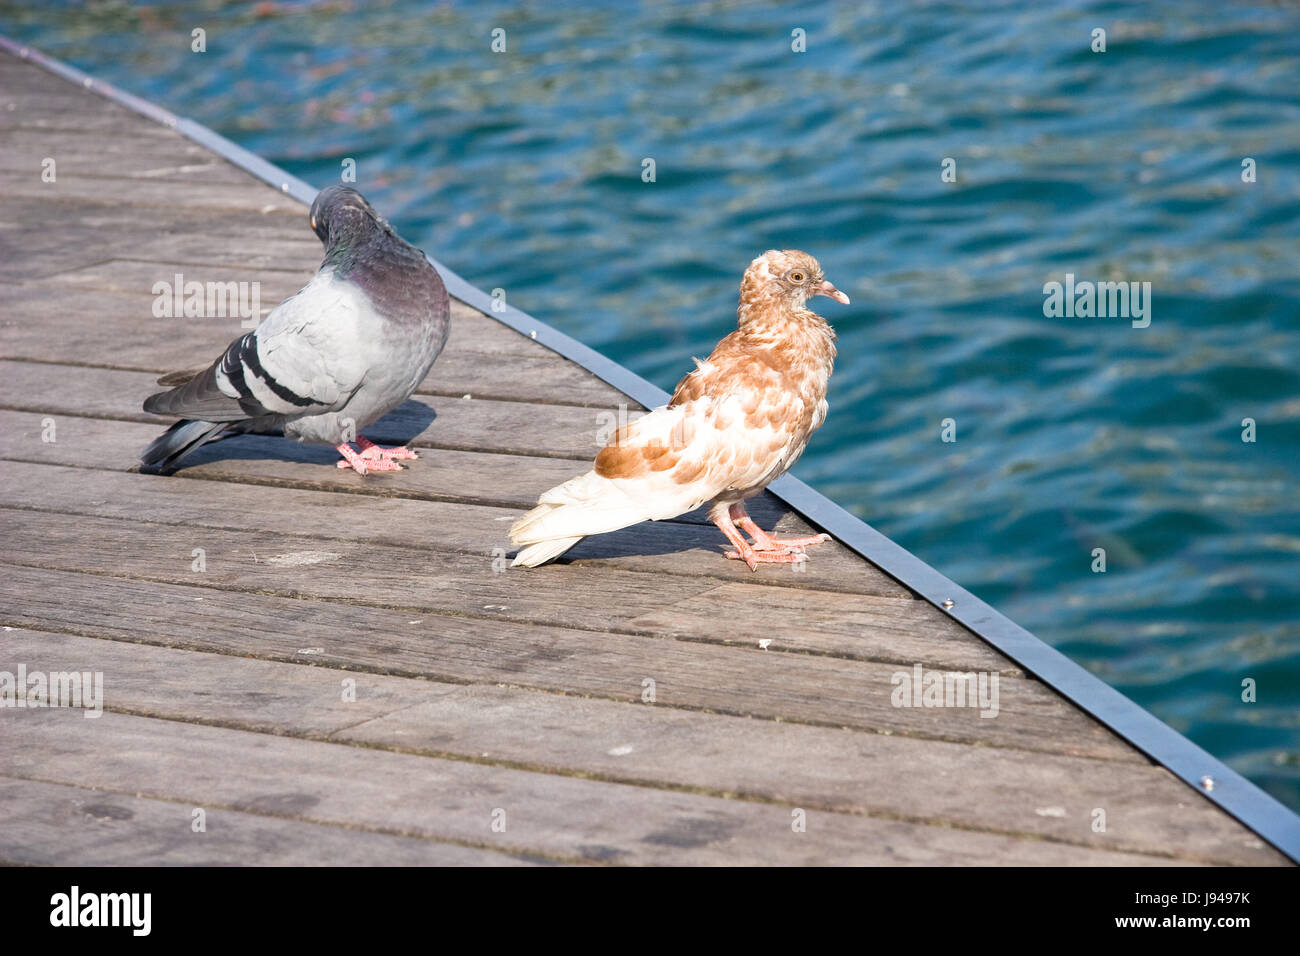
0;777;544;866
1;709;1178;865
0;456;906;596
6;260;596;367
0;319;629;410
623;583;995;664
0;131;263;185
0;126;235;159
0;238;316;284
0;169;305;213
0;67;176;135
0;407;593;504
0;202;317;280
0;358;626;460
0;501;939;651
0;89;156;119
0;199;613;401
0;399;802;536
0;625;459;736
0;108;178;136
0;484;962;662
17;256;318;298
0;486;925;642
0;194;308;242
0;283;574;360
5;627;1277;864
0;220;634;406
0;513;721;633
1;405;768;522
0;563;1142;760
0;82;144;104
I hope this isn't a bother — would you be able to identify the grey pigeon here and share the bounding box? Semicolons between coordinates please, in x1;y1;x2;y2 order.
140;186;449;475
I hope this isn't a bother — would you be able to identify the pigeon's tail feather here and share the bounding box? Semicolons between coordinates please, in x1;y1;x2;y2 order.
511;535;584;569
143;360;253;422
509;471;648;568
140;419;239;473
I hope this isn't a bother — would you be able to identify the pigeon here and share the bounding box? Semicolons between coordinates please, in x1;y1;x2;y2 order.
510;249;849;570
140;186;449;475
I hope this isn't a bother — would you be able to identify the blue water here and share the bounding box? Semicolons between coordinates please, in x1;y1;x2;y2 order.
4;1;1298;811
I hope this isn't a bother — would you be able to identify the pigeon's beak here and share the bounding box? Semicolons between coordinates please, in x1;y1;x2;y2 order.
814;279;850;305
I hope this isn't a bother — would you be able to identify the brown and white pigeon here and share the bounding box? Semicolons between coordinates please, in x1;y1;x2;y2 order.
140;186;449;475
510;249;849;570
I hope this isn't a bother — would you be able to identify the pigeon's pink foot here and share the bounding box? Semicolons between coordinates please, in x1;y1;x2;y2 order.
711;502;830;571
335;442;405;475
356;436;419;461
735;515;830;552
724;547;809;568
711;503;810;571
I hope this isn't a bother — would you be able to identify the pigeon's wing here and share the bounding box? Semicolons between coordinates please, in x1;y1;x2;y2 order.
143;272;366;422
509;348;808;565
593;360;802;515
154;367;206;387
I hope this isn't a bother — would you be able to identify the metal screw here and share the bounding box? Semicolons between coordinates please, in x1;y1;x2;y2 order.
942;598;955;610
1200;775;1215;792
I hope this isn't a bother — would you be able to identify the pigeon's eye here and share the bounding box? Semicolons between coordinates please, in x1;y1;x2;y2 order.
789;271;805;283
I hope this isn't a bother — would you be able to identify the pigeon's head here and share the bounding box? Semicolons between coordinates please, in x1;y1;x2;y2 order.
309;186;388;246
740;250;850;315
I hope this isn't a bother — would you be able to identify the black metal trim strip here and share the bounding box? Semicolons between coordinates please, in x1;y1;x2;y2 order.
5;34;1296;863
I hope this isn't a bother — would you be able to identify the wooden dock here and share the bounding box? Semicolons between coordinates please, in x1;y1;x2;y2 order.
0;44;1290;866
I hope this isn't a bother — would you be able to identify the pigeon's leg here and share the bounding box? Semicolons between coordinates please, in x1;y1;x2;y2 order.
335;442;403;475
355;435;420;461
712;505;805;572
730;502;831;552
